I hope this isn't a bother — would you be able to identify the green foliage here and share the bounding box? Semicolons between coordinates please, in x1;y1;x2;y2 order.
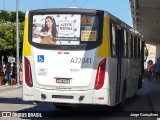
0;10;25;22
9;11;25;22
0;10;10;21
0;11;25;57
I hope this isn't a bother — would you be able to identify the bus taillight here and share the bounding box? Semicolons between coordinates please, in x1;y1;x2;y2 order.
24;57;33;87
94;59;106;90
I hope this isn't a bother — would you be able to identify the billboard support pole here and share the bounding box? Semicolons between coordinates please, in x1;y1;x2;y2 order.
16;0;19;85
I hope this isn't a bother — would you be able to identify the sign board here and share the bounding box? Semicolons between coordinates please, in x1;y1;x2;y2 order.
8;56;15;63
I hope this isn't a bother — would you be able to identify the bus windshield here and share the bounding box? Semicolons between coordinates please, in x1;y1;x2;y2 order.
29;10;103;49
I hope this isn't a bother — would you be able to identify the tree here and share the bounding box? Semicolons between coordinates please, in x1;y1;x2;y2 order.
0;22;15;55
0;10;10;21
9;12;16;22
19;11;25;22
0;21;24;57
0;11;25;66
19;22;24;56
9;11;25;22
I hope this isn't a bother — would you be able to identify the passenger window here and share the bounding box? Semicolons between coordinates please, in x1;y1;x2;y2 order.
134;37;137;58
123;30;127;57
137;38;141;58
128;33;131;58
139;38;142;58
131;35;134;57
111;24;117;57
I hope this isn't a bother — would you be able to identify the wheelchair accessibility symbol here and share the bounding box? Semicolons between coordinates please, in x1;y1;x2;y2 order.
37;55;44;62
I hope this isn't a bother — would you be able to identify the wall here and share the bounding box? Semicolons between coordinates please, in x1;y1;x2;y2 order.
156;44;160;60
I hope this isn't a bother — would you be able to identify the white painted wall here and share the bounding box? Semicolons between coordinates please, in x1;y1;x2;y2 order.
156;44;160;60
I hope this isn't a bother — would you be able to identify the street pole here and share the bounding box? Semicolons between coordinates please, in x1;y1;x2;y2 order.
16;0;19;85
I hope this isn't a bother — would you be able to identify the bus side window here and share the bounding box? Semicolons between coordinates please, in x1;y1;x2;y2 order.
134;37;137;58
128;33;131;58
139;38;142;58
132;36;135;58
137;38;141;58
131;35;134;58
111;24;117;57
123;30;127;57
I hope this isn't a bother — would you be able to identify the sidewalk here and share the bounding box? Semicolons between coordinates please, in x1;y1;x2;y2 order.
147;79;160;111
137;75;160;112
0;84;22;93
134;69;160;112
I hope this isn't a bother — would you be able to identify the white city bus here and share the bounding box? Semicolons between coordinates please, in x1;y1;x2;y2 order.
22;8;146;109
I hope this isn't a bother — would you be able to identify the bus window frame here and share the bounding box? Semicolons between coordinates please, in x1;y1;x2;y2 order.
139;38;142;58
137;37;141;58
134;36;137;58
125;31;129;58
28;9;104;51
110;22;117;57
131;35;134;58
128;32;131;58
122;30;128;58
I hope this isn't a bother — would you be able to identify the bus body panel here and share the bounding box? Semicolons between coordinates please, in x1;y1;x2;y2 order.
32;47;100;90
22;56;35;101
33;87;94;104
32;87;110;105
108;57;141;106
23;49;111;105
23;85;34;101
107;58;117;106
120;58;140;99
33;47;95;86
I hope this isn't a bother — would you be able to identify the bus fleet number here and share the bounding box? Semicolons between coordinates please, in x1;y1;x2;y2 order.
70;57;91;64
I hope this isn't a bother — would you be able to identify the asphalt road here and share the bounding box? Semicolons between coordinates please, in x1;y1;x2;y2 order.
0;79;159;120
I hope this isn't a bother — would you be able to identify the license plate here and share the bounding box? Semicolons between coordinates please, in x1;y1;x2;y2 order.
52;95;73;99
55;78;71;84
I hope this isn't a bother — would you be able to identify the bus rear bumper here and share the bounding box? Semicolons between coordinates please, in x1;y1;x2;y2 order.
30;87;109;105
